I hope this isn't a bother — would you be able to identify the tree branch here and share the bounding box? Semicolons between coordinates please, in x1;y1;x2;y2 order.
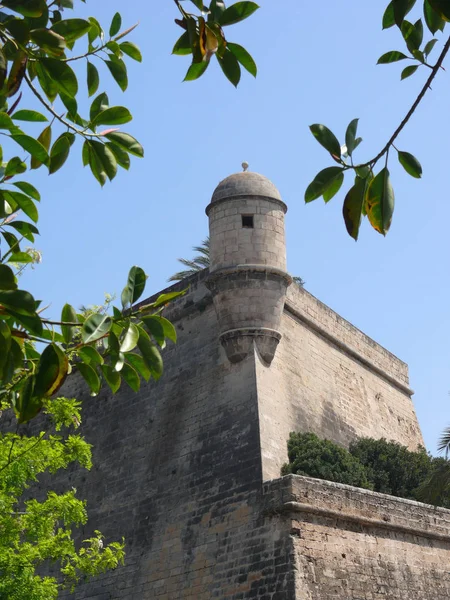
24;73;103;139
357;35;450;170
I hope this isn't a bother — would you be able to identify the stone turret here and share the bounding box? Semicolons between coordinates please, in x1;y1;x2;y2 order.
205;169;291;364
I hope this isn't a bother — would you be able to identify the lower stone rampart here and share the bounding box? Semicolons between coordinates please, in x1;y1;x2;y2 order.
264;475;450;599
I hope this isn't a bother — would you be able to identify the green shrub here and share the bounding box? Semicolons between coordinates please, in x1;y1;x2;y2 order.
282;432;372;489
349;437;432;500
282;432;450;508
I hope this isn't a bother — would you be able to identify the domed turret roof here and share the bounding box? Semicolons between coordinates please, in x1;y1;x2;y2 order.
211;171;282;204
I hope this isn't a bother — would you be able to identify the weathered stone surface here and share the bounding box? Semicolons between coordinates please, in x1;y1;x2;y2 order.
4;171;443;599
265;475;450;599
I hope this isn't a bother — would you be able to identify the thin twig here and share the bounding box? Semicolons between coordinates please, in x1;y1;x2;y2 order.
0;431;47;473
24;73;103;139
356;35;450;170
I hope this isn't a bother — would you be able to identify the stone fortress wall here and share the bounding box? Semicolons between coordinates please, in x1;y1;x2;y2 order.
8;169;448;599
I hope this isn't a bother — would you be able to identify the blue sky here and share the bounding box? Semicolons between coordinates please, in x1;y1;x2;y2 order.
20;1;450;452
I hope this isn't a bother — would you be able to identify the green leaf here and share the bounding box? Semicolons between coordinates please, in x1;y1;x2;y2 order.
8;251;34;263
0;321;11;379
365;167;395;235
401;19;423;52
6;18;30;46
105;142;130;170
78;362;101;396
184;60;209;82
141;290;185;311
51;18;92;43
30;28;66;56
120;41;142;62
101;364;121;393
105;57;128;91
120;323;139;353
424;0;446;33
34;343;68;397
0;48;7;90
49;133;73;174
87;61;99;97
322;172;344;203
0;289;36;315
13;181;40;200
428;0;450;21
121;362;140;392
424;38;438;56
31;125;51;170
124;352;151;381
137;327;163;380
397;150;423;178
104;131;143;157
401;64;419;79
227;42;257;76
2;0;46;18
90;92;109;122
342;176;367;241
5;157;26;178
86;140;117;183
141;315;165;347
11;134;49;165
93;106;132;126
110;12;122;37
377;50;409;63
158;316;177;343
35;61;57;102
220;1;259;26
16;376;42;424
210;0;226;20
82;313;112;344
121;266;147;307
7;50;27;97
304;167;344;203
0;264;17;291
382;0;416;28
0;113;16;132
4;191;38;222
345;118;359;156
79;345;104;366
8;220;39;241
41;57;78;98
173;32;191;56
61;302;77;344
217;48;241;86
12;109;48;122
309;124;341;158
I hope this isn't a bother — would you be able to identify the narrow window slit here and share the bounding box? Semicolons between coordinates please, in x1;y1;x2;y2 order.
242;215;254;228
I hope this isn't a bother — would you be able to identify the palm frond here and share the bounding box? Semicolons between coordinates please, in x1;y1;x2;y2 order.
416;458;450;507
168;269;199;282
168;237;210;282
438;427;450;457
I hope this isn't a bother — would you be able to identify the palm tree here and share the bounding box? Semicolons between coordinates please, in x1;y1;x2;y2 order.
168;236;306;286
168;237;210;282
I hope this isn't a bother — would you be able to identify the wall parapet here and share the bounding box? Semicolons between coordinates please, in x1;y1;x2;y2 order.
286;284;411;393
264;475;450;542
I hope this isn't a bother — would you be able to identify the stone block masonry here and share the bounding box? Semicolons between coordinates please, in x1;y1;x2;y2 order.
3;169;443;599
264;475;450;599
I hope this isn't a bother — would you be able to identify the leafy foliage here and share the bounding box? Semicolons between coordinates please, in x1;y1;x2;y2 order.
0;398;125;599
172;0;259;86
283;433;450;508
304;0;448;239
281;432;372;489
0;2;184;596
